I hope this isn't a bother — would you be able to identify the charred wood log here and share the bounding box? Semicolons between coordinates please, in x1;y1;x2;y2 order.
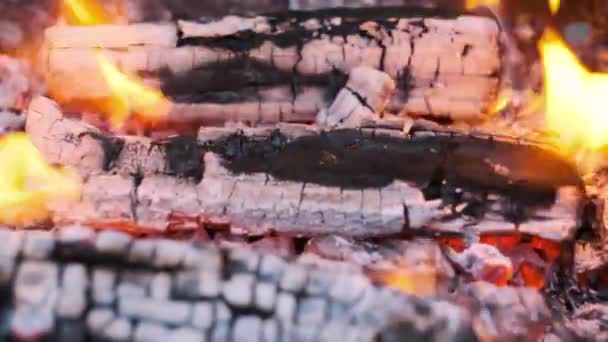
0;226;475;341
27;96;584;241
44;7;501;121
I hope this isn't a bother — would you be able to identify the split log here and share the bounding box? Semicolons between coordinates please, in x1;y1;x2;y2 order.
27;96;584;241
0;227;475;341
44;7;501;122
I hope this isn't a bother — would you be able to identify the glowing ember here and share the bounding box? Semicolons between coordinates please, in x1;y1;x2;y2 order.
549;0;560;14
539;29;608;154
96;53;171;128
519;262;546;289
0;133;81;226
379;269;436;297
62;0;171;128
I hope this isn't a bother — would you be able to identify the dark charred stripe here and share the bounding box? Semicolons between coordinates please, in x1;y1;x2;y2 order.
157;135;205;181
177;7;476;50
158;60;348;104
82;132;126;172
206;130;580;223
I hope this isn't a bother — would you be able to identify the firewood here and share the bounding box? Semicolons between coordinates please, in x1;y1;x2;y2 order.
0;227;475;341
27;96;584;241
44;7;501;121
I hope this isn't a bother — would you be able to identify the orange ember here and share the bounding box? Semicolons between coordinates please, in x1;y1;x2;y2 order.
480;234;521;252
435;236;465;252
378;269;436;297
519;262;546;289
0;133;81;226
531;237;561;262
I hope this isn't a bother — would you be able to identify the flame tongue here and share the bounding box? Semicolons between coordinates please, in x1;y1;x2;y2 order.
61;0;171;129
540;29;608;154
63;0;113;25
0;133;81;226
96;53;171;128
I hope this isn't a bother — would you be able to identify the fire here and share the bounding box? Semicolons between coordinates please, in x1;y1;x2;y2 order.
549;0;560;14
378;269;436;297
63;0;112;25
96;53;171;128
465;0;500;10
62;0;171;128
0;133;81;226
539;29;608;153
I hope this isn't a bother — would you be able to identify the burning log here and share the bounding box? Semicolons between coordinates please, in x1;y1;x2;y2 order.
44;7;501;122
0;226;476;341
27;96;584;242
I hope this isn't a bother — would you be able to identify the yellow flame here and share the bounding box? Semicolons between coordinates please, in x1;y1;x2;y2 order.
96;53;171;128
63;0;112;25
465;0;500;9
549;0;560;14
539;29;608;153
0;133;81;226
62;0;171;128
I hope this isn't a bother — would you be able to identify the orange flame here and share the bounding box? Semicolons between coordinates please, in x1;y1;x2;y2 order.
0;133;81;226
549;0;560;14
96;53;172;128
465;0;500;10
539;29;608;154
63;0;112;25
62;0;171;128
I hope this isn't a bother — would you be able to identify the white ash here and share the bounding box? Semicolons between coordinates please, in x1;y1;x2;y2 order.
0;55;32;110
446;243;513;285
317;66;395;129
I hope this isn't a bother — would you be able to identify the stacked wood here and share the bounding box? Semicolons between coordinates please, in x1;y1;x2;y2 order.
27;96;584;242
44;7;501;124
0;226;476;341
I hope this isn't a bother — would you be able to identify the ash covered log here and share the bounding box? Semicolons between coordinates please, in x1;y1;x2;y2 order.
450;281;551;341
0;226;475;341
45;7;501;121
27;96;584;242
305;236;455;296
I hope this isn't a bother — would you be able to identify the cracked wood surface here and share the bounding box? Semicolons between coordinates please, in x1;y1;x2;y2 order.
27;97;584;241
0;226;475;341
45;7;501;121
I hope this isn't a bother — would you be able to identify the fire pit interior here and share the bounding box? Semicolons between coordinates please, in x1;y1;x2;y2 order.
2;0;608;341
